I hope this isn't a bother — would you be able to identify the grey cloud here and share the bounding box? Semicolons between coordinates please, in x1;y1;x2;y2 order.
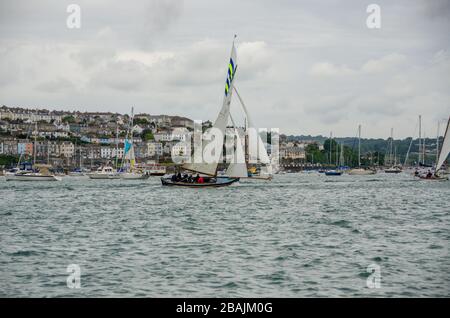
0;0;449;138
35;77;75;93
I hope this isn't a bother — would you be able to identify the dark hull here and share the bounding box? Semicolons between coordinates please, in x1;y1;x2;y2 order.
385;170;402;174
325;171;342;176
161;176;239;187
149;173;166;176
416;175;448;181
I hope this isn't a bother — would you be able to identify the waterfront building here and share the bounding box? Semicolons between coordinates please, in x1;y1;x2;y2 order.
60;141;75;158
147;142;164;157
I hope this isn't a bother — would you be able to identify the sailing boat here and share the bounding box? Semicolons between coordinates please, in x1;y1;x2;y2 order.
348;124;376;175
385;128;402;173
120;107;149;180
161;39;240;187
87;120;121;179
416;116;449;180
6;122;61;181
325;141;344;176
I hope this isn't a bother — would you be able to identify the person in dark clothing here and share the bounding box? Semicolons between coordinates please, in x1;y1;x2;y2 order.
177;172;182;180
426;170;432;178
194;174;200;182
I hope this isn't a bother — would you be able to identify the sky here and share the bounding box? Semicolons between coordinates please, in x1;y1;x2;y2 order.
0;0;449;138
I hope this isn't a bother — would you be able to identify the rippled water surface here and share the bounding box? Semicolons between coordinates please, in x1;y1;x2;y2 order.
1;173;449;297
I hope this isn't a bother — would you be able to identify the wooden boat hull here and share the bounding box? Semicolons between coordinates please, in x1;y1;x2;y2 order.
161;176;239;187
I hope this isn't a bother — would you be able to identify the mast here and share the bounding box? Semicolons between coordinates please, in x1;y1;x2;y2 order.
358;124;361;167
33;122;37;164
389;128;393;166
423;132;426;165
329;131;332;166
336;140;338;166
418;115;422;164
115;121;119;169
436;121;440;167
394;147;397;166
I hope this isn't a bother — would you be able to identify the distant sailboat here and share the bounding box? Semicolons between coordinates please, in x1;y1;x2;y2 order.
161;38;240;187
416;116;450;180
385;128;402;174
325;142;344;176
6;122;61;181
120;107;149;180
348;124;376;175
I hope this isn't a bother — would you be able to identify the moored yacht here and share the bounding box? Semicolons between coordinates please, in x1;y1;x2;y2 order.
87;166;121;179
5;164;61;181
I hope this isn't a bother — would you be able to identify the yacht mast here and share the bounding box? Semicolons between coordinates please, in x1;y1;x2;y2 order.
389;128;394;166
358;125;361;167
33;122;37;164
436;121;440;167
115;121;119;168
329;131;332;166
418;115;422;164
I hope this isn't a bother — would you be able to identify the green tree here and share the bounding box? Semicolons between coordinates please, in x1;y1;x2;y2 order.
62;115;76;124
142;129;154;141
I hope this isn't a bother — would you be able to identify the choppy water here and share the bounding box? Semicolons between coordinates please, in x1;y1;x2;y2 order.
1;173;449;297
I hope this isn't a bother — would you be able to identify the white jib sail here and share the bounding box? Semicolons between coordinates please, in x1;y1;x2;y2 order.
226;115;248;178
234;86;271;165
182;41;237;176
436;116;450;171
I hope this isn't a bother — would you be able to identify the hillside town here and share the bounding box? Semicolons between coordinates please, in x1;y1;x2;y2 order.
0;105;319;171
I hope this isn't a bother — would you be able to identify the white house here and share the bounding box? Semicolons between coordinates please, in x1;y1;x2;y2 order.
147;142;163;157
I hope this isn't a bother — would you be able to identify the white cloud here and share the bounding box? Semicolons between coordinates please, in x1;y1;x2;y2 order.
310;62;355;77
361;53;407;74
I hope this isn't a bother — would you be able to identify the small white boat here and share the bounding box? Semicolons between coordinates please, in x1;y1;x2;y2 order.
87;166;121;179
147;164;167;176
413;115;450;181
385;166;402;174
348;125;377;176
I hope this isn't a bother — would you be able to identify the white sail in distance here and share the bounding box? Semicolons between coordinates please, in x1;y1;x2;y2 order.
436;116;450;172
182;41;237;176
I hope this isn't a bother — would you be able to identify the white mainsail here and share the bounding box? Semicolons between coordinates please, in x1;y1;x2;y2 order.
182;41;237;176
436;116;450;171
